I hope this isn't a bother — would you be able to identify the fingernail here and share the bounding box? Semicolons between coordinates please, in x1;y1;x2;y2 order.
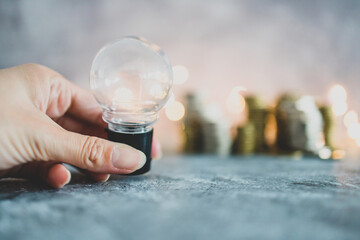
111;144;146;170
64;169;71;185
99;174;110;183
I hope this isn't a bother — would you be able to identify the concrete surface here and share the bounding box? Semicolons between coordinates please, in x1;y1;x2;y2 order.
0;155;360;240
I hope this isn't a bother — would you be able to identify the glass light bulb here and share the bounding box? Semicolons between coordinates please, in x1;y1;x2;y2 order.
90;36;173;133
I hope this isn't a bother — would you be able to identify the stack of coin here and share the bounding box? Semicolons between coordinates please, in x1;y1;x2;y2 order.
319;105;334;149
275;94;298;152
202;116;231;155
245;95;269;153
183;93;205;153
232;122;256;155
275;94;323;154
183;92;231;155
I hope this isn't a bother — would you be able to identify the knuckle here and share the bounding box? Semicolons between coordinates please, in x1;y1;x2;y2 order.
22;63;56;81
22;63;47;73
80;136;106;169
21;63;50;85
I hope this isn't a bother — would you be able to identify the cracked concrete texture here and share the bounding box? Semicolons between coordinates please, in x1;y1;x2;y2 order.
1;156;360;240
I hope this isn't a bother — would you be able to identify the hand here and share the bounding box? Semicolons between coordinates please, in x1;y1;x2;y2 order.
0;64;162;188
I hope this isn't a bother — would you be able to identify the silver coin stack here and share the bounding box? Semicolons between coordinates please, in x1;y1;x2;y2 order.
275;94;324;154
183;92;231;155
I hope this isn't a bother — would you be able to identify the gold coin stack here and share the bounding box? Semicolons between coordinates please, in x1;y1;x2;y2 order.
319;105;334;149
274;94;298;152
183;93;205;153
232;122;256;154
183;118;204;153
245;95;269;153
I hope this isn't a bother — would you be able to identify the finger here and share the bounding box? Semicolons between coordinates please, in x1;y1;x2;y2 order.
151;139;162;160
3;162;71;189
87;172;110;182
19;63;105;128
39;126;146;174
56;114;107;138
76;167;110;183
45;163;71;188
56;115;161;160
66;81;106;128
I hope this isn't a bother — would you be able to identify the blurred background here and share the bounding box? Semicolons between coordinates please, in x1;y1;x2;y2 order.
1;0;359;154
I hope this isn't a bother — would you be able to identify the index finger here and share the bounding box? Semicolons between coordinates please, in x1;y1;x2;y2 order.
66;81;107;128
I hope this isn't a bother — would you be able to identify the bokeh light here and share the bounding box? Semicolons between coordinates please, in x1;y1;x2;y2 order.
332;102;348;116
344;110;358;128
226;86;247;114
319;147;332;159
172;65;189;85
332;149;346;159
328;84;348;116
328;84;347;104
347;122;360;139
165;100;185;121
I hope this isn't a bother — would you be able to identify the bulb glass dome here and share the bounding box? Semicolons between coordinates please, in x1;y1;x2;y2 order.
90;36;173;132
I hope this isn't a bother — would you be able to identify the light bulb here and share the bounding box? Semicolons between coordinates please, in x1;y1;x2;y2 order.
90;36;173;175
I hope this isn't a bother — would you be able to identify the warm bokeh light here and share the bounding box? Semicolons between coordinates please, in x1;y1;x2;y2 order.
226;86;247;114
344;110;358;128
347;122;360;139
332;102;348;116
172;65;189;85
319;147;332;159
265;112;277;147
332;149;346;160
165;100;185;121
328;84;347;104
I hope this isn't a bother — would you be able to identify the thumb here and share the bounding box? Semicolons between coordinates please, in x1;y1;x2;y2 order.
40;127;146;174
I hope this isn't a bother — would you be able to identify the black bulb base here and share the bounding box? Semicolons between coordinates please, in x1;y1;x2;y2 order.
106;128;153;175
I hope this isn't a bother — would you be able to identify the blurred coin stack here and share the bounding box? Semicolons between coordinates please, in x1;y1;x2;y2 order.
183;93;205;153
275;94;298;151
319;105;334;149
232;122;256;154
232;95;268;155
245;95;269;153
202;111;231;155
183;92;231;155
275;94;324;154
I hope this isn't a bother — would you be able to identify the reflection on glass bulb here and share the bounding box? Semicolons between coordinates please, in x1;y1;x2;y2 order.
90;36;173;132
112;87;134;109
149;84;168;99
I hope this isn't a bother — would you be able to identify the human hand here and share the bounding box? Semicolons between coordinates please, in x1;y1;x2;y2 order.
0;64;162;188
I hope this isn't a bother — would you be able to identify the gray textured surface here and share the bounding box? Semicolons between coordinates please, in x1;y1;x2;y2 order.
1;155;360;240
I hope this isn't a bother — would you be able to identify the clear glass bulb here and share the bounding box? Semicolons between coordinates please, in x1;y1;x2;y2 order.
90;36;173;133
